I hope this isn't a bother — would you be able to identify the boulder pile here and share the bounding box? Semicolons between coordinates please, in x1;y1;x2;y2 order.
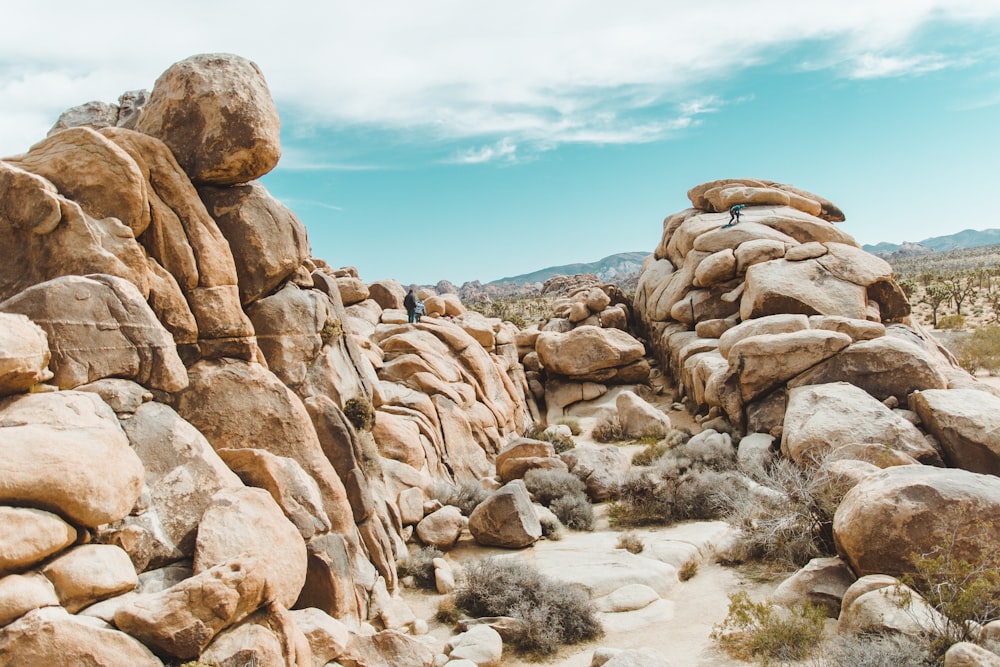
0;53;530;666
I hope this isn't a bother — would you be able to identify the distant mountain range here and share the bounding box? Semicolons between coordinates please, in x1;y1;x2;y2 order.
863;228;1000;257
487;251;648;286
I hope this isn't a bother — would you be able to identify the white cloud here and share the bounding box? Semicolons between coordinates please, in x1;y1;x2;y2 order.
1;1;999;156
451;138;519;164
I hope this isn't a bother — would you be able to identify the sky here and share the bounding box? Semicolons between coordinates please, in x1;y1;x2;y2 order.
2;2;999;286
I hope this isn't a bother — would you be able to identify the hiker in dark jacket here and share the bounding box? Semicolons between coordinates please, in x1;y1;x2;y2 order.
404;288;418;323
723;203;746;228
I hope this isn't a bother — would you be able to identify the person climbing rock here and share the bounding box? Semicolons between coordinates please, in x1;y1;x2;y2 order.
404;287;418;323
723;203;745;228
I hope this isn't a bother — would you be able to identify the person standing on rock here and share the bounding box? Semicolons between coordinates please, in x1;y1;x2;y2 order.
723;203;746;228
404;287;418;323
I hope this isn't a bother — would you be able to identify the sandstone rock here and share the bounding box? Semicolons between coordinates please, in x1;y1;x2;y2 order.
616;390;672;437
683;429;735;467
398;487;426;525
337;277;370;307
784;241;827;261
114;554;270;659
0;274;187;391
595;583;660;613
536;326;645;378
0;606;163;666
296;533;367;622
736;433;774;476
136;53;281;185
49;100;120;134
446;624;503;667
41;545;137;614
771;556;855;618
838;582;944;637
372;409;427;468
0;161;148;302
219;448;332;540
495;439;556;482
200;601;311;667
945;642;1000;667
0;390;144;527
561;443;631;501
77;378;152;414
741;258;868;321
198;181;310;305
0;573;59;627
834;466;1000;578
468;480;541;548
693;248;737;287
193;486;308;609
368;280;405;310
593;647;670;667
416;506;465;550
717;314;810;360
734;238;787;272
808;315;885;341
782;383;939;464
0;507;76;577
339;629;436;667
788;335;948;405
911;388;1000;475
728;329;852;402
0;313;52;395
291;607;351;666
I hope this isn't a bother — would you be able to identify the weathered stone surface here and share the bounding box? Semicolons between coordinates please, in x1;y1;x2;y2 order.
468;480;541;548
42;544;137;613
741;259;868;321
0;313;52;395
0;607;164;666
339;629;436;667
397;487;426;526
291;607;351;666
368;280;405;310
136;53;281;185
446;624;503;667
911;388;1000;476
49;100;120;134
0;573;59;627
219;448;331;540
536;326;645;378
718;314;810;360
0;507;76;577
337;277;370;306
616;390;672;437
788;335;948;405
114;554;269;659
200;601;311;667
834;466;1000;578
771;557;856;617
198;181;310;305
106;400;242;571
416;506;465;550
0;274;187;392
782;383;939;464
0;391;144;527
728;330;852;402
561;443;631;501
838;581;944;637
77;378;152;414
808;315;884;341
194;486;307;609
945;642;1000;667
0;161;148;302
371;409;427;468
245;283;331;389
595;583;660;613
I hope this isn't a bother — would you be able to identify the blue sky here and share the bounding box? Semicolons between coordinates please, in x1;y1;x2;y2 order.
2;2;999;286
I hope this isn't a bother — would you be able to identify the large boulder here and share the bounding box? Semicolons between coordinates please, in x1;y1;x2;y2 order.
468;480;541;548
0;275;187;392
536;326;645;379
0;508;76;577
136;53;281;185
833;466;1000;578
910;388;1000;476
727;329;852;402
198;181;311;305
0;573;60;627
416;506;465;550
199;601;311;667
0;391;144;527
0;313;52;395
741;258;868;321
560;443;631;501
41;544;137;613
782;383;939;464
616;390;672;437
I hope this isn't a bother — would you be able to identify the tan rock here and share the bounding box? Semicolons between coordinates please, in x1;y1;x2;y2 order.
442;293;466;316
616;390;672;437
536;326;645;378
741;258;868;321
397;487;426;526
495;439;556;478
838;582;944;636
693;248;737;287
729;330;851;402
337;277;370;307
0;312;52;396
291;607;351;666
77;378;152;414
0;606;163;666
296;533;368;622
807;315;885;341
468;480;541;548
693;220;798;253
368;280;405;310
560;443;630;501
782;383;939;464
198;181;311;305
447;623;503;667
945;642;1000;667
0;275;186;392
771;557;855;618
0;573;59;627
833;466;1000;578
416;506;465;550
200;601;311;667
911;388;1000;475
194;486;308;609
42;544;137;613
733;238;786;273
114;554;270;659
136;53;281;185
0;391;144;527
718;314;810;360
245;283;328;388
783;241;827;261
0;507;76;577
339;629;436;667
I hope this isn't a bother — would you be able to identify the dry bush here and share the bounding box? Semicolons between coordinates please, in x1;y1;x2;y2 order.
555;417;582;435
435;480;491;516
343;396;375;431
711;592;826;665
616;532;644;554
455;558;602;655
550;493;594;531
679;560;699;581
523;469;593;531
524;421;576;453
592;415;628;443
396;546;444;590
608;461;743;528
807;634;934;667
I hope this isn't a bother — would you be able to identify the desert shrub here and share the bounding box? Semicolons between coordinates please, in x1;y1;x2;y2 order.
435;480;491;516
711;592;826;665
616;532;644;554
679;560;698;581
715;458;840;567
538;513;563;540
898;511;1000;658
808;633;934;667
958;325;1000;375
938;314;966;330
555;417;582;435
631;442;668;467
524;422;576;453
396;546;444;590
455;558;602;655
608;465;739;528
550;493;594;531
636;422;670;445
592;415;627;443
436;594;463;624
523;469;586;506
319;316;344;345
343;396;375;431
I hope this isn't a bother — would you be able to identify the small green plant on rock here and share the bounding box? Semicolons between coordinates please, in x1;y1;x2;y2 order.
711;592;825;665
319;316;344;345
343;396;375;431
